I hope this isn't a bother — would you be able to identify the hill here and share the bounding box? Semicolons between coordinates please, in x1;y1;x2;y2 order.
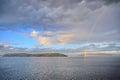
2;53;67;57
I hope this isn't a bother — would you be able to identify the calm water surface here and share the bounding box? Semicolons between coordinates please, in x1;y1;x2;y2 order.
0;55;120;80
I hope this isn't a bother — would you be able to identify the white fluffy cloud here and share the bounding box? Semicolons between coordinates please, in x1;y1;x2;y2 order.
30;30;75;46
30;30;39;38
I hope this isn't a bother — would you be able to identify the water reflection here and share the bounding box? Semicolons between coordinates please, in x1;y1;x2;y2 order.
0;56;120;80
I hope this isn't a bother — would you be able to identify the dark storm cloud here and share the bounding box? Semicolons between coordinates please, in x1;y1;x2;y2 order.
47;0;82;8
0;0;120;46
0;1;70;31
0;0;11;15
0;0;119;31
105;0;120;4
0;0;7;14
86;0;120;4
0;0;83;31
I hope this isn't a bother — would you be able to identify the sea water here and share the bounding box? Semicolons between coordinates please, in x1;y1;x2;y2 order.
0;55;120;80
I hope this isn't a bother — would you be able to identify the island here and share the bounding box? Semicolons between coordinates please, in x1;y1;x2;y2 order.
2;53;67;57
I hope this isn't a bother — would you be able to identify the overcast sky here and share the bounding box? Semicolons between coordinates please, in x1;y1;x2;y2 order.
0;0;120;55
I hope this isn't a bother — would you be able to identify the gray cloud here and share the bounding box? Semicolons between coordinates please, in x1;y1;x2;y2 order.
0;44;119;56
0;0;120;48
0;0;10;15
0;0;110;30
104;0;120;5
86;0;120;4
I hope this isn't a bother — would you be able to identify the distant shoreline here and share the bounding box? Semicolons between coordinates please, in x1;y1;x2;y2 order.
2;53;68;57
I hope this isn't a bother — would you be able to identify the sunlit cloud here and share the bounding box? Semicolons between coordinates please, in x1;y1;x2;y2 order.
30;30;75;46
30;30;39;38
4;44;9;48
30;30;53;46
38;36;52;46
57;34;75;45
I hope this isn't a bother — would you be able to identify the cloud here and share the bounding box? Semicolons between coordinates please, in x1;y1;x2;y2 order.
104;0;120;5
0;43;16;54
1;0;119;30
30;30;54;46
38;36;52;46
30;30;39;38
0;42;120;56
30;30;75;46
3;44;9;48
0;0;120;54
57;34;75;45
85;0;120;5
0;0;119;31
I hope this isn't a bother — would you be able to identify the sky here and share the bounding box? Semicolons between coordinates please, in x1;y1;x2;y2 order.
0;0;120;56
